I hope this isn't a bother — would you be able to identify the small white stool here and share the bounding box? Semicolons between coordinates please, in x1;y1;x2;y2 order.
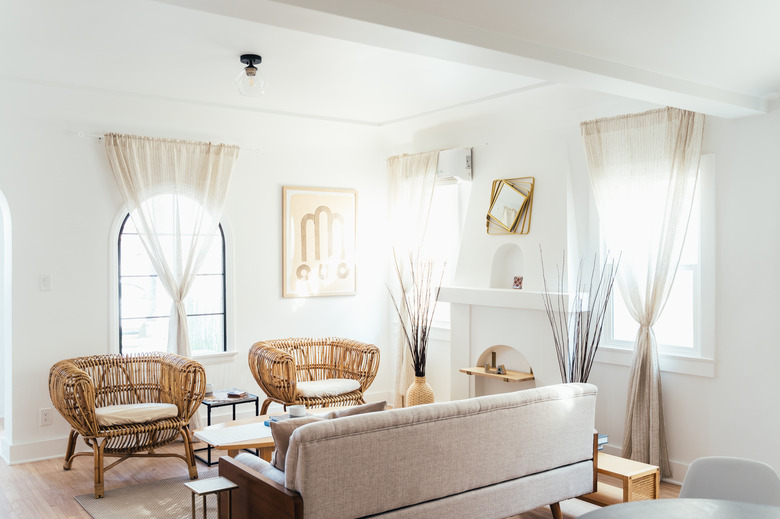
184;476;238;519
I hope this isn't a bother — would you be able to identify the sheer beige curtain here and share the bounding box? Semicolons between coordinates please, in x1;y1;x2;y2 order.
105;133;239;359
387;151;438;408
581;107;704;477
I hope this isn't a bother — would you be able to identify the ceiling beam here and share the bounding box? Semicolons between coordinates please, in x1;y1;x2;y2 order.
156;0;767;118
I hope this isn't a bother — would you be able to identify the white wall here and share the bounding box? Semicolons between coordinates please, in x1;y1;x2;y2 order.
4;75;779;480
382;85;780;481
380;84;658;400
0;80;391;463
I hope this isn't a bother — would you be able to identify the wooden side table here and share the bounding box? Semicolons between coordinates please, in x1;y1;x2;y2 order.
185;476;238;519
580;452;660;506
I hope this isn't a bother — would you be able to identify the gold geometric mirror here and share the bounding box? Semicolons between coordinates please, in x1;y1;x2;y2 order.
486;177;535;235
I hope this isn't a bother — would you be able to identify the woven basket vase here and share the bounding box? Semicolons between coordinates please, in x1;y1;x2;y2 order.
405;376;434;406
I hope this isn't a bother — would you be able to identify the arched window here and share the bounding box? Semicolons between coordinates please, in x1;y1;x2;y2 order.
117;214;226;355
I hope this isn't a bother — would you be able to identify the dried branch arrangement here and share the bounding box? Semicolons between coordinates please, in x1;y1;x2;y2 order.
540;249;621;383
388;251;445;377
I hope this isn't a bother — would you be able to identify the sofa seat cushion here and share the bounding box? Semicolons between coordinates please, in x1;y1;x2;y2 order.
234;452;286;486
297;378;360;398
95;403;179;427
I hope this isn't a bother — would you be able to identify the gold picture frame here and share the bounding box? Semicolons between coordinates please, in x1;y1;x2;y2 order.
282;186;357;297
486;177;535;235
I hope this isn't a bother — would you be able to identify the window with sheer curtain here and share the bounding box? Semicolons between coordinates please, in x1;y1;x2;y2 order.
604;154;715;364
117;199;226;355
427;180;466;327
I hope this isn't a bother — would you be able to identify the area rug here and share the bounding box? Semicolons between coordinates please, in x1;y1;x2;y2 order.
75;468;219;519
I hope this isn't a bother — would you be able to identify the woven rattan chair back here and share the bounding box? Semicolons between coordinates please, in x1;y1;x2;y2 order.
49;353;205;498
249;337;379;414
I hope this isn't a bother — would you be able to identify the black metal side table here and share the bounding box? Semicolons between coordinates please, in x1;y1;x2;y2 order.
194;391;259;466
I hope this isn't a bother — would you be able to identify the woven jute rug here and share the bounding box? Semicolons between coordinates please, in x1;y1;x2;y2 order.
75;468;219;519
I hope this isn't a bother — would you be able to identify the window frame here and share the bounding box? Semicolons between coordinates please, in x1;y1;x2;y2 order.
427;178;470;330
109;208;237;363
596;154;716;377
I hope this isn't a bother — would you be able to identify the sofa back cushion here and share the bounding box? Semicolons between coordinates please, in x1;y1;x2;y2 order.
284;383;597;519
270;401;389;471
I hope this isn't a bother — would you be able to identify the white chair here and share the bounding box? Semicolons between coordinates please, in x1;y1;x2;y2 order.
679;456;780;506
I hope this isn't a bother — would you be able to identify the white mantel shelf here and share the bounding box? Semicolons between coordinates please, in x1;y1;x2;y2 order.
439;286;549;311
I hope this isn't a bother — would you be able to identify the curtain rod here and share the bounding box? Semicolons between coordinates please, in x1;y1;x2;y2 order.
72;131;262;154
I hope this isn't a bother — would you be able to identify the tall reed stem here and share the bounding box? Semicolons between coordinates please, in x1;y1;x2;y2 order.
540;249;620;383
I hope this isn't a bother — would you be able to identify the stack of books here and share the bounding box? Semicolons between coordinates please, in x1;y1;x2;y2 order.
598;433;608;450
226;388;248;398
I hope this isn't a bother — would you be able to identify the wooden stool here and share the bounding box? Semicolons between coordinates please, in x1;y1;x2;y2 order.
580;452;660;506
184;476;238;519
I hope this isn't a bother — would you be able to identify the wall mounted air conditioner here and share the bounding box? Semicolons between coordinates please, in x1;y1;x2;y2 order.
437;147;472;182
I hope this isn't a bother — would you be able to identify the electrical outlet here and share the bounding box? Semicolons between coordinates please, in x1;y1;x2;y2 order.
39;407;52;426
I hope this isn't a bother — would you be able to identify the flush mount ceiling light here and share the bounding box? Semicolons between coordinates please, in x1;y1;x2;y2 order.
236;54;265;97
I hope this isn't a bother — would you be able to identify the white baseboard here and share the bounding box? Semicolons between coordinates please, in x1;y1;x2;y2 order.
365;390;394;405
2;434;90;465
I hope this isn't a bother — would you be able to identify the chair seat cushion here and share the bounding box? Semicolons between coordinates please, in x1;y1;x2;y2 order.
95;403;179;427
297;378;361;398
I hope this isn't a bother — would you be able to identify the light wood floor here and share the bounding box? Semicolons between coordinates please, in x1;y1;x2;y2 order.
0;437;680;519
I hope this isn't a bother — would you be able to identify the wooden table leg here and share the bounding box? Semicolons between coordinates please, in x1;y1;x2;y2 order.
258;446;273;462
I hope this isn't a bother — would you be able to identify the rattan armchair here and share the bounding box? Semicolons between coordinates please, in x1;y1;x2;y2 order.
249;337;380;414
48;352;206;498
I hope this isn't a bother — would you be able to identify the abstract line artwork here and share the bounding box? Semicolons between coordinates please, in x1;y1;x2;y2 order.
283;186;357;297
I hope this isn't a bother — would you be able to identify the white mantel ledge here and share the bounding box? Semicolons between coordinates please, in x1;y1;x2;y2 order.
439;286;549;311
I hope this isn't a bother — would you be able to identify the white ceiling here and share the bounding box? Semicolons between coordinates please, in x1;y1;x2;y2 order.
3;0;778;124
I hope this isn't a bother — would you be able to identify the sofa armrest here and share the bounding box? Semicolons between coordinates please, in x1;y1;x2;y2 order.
218;456;303;519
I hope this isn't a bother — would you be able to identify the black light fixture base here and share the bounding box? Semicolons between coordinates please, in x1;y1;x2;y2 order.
240;54;262;66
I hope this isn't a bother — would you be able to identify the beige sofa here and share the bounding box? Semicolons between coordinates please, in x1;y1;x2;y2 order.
219;383;598;519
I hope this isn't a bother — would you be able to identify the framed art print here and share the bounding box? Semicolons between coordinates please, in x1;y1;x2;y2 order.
282;186;357;297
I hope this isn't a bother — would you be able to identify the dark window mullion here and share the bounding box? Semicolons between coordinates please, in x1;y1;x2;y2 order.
118;212;227;354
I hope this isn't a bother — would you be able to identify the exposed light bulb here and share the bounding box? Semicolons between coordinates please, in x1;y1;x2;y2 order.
237;54;266;97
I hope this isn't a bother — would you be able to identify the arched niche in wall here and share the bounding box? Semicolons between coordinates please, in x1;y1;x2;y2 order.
490;243;524;289
474;345;535;397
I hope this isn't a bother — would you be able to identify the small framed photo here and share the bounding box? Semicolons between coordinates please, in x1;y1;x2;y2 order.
282;186;357;298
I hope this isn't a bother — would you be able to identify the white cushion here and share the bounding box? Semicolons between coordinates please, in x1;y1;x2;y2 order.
95;403;179;427
297;378;361;398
